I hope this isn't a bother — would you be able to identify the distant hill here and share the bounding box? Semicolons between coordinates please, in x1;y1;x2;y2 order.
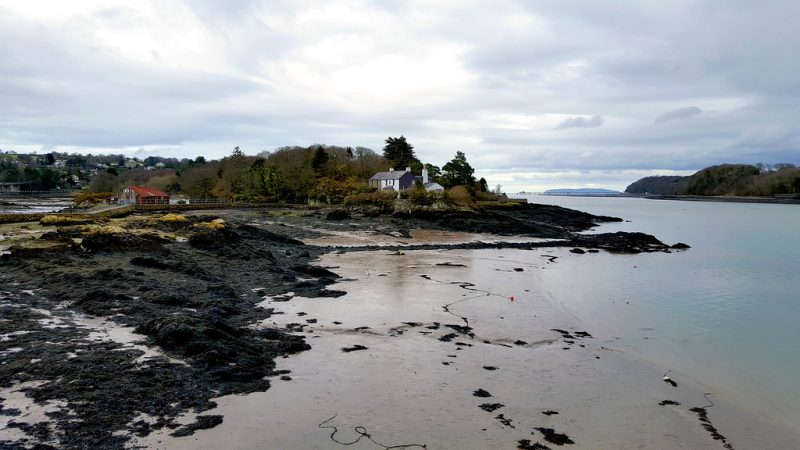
680;164;760;196
625;163;800;196
544;188;621;196
625;176;688;195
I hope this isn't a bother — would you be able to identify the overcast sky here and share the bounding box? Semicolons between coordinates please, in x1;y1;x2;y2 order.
2;1;798;191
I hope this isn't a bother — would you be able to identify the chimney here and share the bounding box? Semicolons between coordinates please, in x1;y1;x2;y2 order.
422;167;429;184
389;167;394;172
405;167;411;172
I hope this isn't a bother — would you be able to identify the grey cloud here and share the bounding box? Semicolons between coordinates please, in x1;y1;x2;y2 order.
555;115;604;130
654;107;702;124
1;1;800;189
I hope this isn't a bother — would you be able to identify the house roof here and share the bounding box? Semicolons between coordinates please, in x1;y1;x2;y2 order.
126;186;169;197
369;170;413;181
424;182;443;190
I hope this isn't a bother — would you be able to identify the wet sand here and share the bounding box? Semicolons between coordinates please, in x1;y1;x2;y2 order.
134;246;796;449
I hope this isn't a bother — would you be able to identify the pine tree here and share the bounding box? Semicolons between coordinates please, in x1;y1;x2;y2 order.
383;136;418;170
441;151;476;188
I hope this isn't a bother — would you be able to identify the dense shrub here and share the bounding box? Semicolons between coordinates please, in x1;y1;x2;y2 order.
408;186;436;206
343;191;396;210
310;177;371;204
475;191;506;202
444;185;477;209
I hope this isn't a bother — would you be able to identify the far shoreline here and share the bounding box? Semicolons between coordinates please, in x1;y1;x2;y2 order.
518;193;800;205
645;194;800;205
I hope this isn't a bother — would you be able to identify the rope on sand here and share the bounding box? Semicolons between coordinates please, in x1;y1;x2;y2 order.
689;393;735;450
419;274;512;327
318;414;428;449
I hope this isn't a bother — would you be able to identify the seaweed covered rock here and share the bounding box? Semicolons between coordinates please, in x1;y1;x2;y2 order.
188;220;240;250
236;224;304;245
568;232;671;254
148;213;194;232
81;226;169;252
0;212;335;448
325;209;351;220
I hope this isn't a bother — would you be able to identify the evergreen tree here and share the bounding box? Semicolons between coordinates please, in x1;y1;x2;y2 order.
441;151;476;188
424;163;442;183
383;136;418;170
477;177;489;192
311;146;329;175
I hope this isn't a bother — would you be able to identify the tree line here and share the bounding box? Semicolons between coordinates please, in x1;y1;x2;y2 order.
83;137;491;203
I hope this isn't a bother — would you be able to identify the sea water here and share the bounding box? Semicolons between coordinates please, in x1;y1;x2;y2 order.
520;195;800;430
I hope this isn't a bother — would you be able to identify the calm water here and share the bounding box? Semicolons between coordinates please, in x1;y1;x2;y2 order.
521;195;800;428
0;197;71;214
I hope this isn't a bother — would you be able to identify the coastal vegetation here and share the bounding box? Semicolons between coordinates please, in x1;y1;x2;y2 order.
625;163;800;197
2;138;500;210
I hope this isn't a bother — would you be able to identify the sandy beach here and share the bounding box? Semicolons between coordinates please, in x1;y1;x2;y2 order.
134;243;795;449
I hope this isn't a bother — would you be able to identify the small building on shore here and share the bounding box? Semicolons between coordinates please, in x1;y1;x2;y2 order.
369;167;417;191
417;168;444;193
119;186;170;205
369;167;444;192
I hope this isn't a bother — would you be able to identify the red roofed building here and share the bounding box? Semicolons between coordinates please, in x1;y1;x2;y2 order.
120;186;170;206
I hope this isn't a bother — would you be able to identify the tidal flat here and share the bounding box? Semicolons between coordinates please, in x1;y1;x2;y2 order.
0;204;792;449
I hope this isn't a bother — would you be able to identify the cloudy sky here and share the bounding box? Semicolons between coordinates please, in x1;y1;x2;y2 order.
2;1;798;191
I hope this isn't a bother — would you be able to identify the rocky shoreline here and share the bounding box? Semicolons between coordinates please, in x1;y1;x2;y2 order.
0;203;687;449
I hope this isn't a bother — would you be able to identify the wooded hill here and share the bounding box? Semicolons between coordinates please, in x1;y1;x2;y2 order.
625;163;800;196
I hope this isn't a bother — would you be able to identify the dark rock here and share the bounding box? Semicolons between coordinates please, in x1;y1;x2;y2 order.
518;439;551;450
171;415;224;437
473;388;492;398
341;345;368;353
534;427;575;445
290;264;339;278
569;248;585;254
187;227;239;250
82;232;168;253
479;403;504;412
495;414;514;428
439;333;458;342
436;262;467;267
325;209;351;221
